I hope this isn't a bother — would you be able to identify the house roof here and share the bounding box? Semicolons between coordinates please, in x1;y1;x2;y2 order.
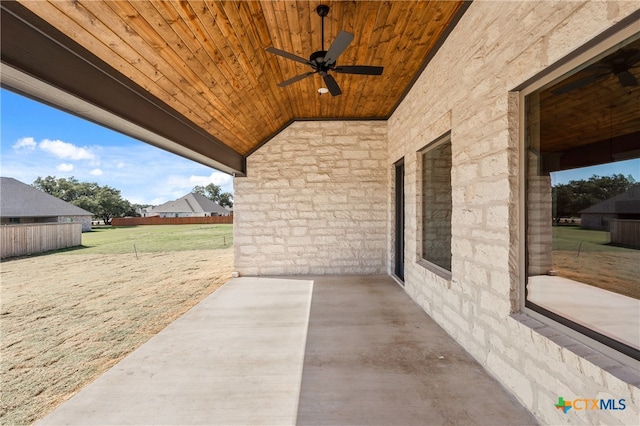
0;0;468;175
150;192;230;215
0;177;93;218
580;185;640;215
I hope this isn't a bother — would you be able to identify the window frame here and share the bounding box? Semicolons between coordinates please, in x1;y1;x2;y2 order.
517;23;640;365
417;131;453;280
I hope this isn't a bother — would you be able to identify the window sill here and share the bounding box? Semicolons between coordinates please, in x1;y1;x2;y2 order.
512;311;640;385
416;259;452;282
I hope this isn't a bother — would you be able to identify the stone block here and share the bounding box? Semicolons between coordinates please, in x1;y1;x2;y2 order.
239;245;258;255
487;352;534;408
452;162;479;183
306;173;331;182
341;150;370;160
479;289;511;316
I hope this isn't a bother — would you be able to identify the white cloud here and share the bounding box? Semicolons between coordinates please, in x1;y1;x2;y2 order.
12;137;37;151
191;171;233;187
57;163;74;172
90;168;103;176
39;139;96;160
166;171;233;190
116;161;125;169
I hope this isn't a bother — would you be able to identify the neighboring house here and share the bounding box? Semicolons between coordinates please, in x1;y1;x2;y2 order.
136;206;154;217
580;185;640;231
147;192;231;218
0;177;93;232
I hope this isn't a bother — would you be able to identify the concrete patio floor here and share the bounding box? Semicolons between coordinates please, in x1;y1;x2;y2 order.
37;275;537;425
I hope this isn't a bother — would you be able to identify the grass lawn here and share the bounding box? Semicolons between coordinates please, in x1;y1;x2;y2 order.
79;224;233;254
552;226;640;299
1;225;233;425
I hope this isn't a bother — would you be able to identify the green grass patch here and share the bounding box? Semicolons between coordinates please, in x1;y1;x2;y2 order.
77;224;233;254
552;226;631;253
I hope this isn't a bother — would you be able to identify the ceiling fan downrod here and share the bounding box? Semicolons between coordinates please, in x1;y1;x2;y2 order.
316;5;329;52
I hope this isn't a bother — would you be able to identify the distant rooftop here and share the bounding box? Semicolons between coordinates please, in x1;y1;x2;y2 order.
149;192;230;215
580;185;640;215
0;177;93;217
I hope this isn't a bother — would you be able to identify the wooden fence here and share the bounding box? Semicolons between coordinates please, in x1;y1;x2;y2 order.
111;215;233;226
609;219;640;248
1;223;82;259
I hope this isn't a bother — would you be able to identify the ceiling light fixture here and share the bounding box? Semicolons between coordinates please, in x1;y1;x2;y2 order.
318;87;329;94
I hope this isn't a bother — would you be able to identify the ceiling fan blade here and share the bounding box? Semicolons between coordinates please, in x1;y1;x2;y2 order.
616;70;638;87
324;30;354;65
626;49;640;66
333;65;384;76
266;47;312;67
551;72;608;95
278;72;315;87
323;74;342;96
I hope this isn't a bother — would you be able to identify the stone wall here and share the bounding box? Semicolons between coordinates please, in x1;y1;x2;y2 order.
234;121;387;275
388;1;639;425
60;215;92;232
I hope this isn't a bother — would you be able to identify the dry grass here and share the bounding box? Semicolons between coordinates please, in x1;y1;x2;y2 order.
552;226;640;299
553;250;639;299
0;245;233;425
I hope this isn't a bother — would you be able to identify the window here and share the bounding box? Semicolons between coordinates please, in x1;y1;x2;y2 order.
420;133;452;273
524;33;640;360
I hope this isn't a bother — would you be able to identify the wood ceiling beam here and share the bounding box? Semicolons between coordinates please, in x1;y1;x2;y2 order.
542;131;640;174
0;1;246;176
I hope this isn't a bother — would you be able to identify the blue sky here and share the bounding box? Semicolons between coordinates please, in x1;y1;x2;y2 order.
1;89;233;205
551;159;639;186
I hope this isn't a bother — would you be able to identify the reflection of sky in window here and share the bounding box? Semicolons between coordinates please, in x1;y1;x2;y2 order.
551;158;640;186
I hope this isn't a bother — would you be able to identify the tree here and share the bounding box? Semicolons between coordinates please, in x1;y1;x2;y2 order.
192;183;233;208
553;174;636;218
218;192;234;209
193;183;221;201
33;176;83;201
94;187;134;225
33;176;133;225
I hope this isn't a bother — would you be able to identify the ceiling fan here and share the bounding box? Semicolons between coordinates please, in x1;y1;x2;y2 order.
266;4;383;96
551;48;640;95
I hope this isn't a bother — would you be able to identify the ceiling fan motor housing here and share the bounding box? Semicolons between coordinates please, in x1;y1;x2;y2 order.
310;50;328;65
311;51;336;74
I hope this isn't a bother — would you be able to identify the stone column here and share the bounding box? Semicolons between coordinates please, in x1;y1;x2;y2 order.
526;93;553;276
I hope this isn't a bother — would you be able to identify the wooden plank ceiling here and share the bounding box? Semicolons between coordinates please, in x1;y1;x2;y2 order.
539;36;640;162
13;0;465;159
